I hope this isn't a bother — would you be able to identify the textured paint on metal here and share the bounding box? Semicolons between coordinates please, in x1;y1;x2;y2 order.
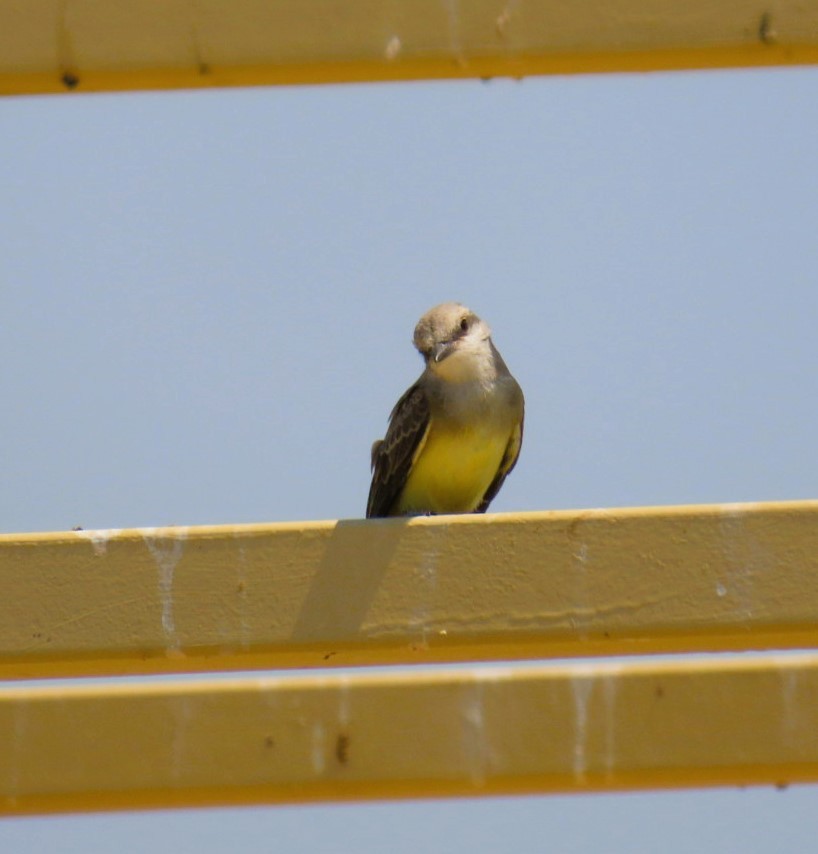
2;652;818;814
2;501;818;677
1;0;818;94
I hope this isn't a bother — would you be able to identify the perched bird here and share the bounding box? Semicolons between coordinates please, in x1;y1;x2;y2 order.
367;303;524;518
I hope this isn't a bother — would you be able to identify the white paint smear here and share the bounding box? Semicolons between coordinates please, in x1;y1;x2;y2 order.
143;527;188;645
571;675;594;780
73;527;122;557
409;536;440;645
384;35;401;60
602;673;617;776
462;681;489;785
441;0;463;56
311;722;326;775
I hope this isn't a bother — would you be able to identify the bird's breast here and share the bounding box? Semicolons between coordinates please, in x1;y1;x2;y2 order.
396;417;511;514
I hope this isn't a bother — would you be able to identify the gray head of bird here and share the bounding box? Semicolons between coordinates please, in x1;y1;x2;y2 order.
413;303;493;379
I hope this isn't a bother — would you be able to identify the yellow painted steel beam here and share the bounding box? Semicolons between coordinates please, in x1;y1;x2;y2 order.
2;501;818;679
1;0;818;96
2;652;818;814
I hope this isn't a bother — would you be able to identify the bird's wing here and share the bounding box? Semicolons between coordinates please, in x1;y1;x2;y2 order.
366;383;431;518
475;415;524;514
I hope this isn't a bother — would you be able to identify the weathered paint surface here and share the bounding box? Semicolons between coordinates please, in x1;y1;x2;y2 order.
2;501;818;678
2;0;818;95
2;653;818;814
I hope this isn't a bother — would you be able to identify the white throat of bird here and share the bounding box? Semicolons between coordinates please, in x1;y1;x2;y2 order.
428;330;496;384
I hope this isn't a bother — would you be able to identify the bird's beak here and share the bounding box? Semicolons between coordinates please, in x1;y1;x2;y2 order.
432;340;456;363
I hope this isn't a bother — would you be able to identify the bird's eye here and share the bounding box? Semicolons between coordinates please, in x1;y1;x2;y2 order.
459;317;470;332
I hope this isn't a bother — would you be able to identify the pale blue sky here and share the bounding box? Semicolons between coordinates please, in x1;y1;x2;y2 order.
1;66;817;850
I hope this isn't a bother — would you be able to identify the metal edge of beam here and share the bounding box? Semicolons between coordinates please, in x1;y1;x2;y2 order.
2;500;818;678
2;0;818;97
2;651;818;814
3;45;818;97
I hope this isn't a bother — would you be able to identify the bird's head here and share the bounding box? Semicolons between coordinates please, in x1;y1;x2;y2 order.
413;303;493;381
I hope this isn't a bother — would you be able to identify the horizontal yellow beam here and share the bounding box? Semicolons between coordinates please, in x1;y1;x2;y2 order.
2;501;818;679
2;0;818;96
3;652;818;814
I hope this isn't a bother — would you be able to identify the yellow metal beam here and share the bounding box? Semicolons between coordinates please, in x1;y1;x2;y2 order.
2;652;818;815
2;0;818;96
2;501;818;679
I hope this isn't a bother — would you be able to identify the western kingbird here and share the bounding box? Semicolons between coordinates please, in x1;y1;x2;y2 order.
367;302;524;518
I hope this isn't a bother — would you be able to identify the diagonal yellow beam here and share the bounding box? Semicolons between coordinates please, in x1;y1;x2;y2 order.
2;651;818;815
2;0;818;96
2;501;818;679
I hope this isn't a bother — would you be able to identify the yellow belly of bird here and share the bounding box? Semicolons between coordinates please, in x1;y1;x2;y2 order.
396;420;509;515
